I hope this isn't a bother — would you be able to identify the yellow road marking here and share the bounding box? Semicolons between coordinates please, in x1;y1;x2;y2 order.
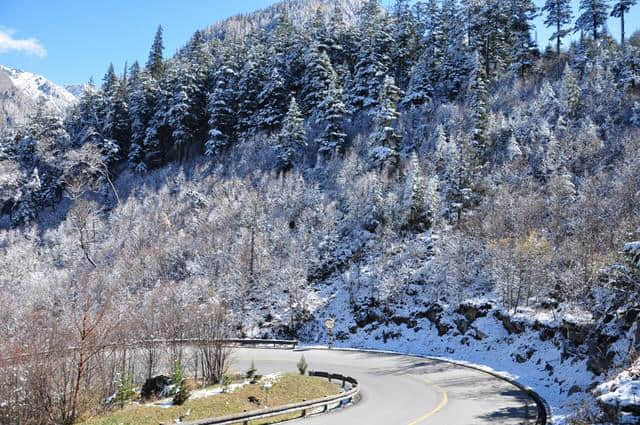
406;375;449;425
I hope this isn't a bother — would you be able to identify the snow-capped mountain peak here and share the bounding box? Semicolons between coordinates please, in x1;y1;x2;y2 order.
0;65;77;132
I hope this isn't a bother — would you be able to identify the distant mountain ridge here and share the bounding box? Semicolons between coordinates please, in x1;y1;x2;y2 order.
0;65;77;133
203;0;364;42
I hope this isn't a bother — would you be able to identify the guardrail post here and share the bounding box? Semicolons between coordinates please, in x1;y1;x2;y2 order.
301;409;306;417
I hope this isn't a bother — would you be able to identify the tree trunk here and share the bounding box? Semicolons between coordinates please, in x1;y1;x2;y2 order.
621;12;626;51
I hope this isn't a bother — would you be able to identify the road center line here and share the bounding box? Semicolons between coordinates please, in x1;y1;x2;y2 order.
406;375;449;425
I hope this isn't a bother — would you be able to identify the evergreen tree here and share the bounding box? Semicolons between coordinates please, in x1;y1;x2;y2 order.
236;35;267;134
543;0;574;58
559;64;581;118
348;0;393;111
143;64;175;167
369;75;402;169
166;61;199;162
509;0;539;78
128;69;158;171
403;152;427;231
256;66;289;133
611;0;637;50
147;25;165;79
575;0;610;40
466;0;511;79
317;76;347;157
468;52;490;166
277;97;306;172
206;53;238;158
402;49;434;108
187;30;214;144
437;0;471;99
302;43;335;115
102;65;131;158
391;0;419;90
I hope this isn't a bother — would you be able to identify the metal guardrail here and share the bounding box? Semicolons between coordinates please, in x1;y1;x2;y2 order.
0;338;299;365
177;371;360;425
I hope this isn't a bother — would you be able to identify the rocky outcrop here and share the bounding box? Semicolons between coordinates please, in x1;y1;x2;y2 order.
494;310;525;334
141;375;172;400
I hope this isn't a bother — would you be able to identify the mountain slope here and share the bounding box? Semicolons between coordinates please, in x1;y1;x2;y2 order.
0;65;76;133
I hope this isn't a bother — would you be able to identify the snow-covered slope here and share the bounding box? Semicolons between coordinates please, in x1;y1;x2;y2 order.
63;83;89;98
0;65;77;132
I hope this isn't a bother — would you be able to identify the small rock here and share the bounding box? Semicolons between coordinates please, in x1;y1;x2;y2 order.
568;385;582;396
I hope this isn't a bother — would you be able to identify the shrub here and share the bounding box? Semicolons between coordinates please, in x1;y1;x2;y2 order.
115;368;136;408
297;355;308;375
222;374;232;392
246;360;257;379
172;379;192;406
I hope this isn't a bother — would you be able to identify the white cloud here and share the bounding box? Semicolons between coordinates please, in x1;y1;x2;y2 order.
0;28;46;58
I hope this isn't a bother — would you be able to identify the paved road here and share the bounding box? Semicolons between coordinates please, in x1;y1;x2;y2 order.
232;348;538;425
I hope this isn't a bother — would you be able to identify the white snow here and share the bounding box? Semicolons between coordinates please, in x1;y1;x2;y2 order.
596;361;640;409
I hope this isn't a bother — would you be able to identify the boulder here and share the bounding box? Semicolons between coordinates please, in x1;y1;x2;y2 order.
456;303;491;322
141;375;172;400
568;385;582;396
562;319;589;346
494;311;525;334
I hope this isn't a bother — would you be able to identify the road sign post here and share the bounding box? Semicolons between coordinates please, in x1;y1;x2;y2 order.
324;318;335;349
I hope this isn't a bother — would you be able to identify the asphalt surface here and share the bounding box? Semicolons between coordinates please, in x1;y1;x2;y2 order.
232;348;538;425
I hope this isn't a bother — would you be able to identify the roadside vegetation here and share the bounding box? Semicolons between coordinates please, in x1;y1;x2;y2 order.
78;374;341;425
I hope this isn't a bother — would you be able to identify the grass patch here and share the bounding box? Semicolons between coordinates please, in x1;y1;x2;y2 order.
79;374;341;425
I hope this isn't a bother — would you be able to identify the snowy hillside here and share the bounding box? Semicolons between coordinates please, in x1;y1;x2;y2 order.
1;0;640;424
0;65;76;132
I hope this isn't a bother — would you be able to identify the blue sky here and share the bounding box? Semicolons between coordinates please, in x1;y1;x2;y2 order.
1;0;639;86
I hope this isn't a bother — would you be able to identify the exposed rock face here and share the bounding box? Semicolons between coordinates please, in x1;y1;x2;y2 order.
494;310;525;334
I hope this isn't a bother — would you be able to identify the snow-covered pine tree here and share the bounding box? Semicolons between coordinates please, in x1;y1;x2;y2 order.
128;67;158;171
102;64;131;158
236;34;267;135
403;152;427;231
302;42;335;115
256;66;289;134
310;7;330;52
509;0;538;78
167;62;197;162
186;30;214;144
543;0;574;58
575;0;610;40
348;0;393;111
147;25;165;79
277;97;306;172
437;0;471;99
611;0;638;50
468;52;490;167
206;52;238;158
402;48;434;108
559;64;581;118
465;0;511;79
317;75;347;158
369;75;402;170
391;0;419;90
270;10;304;95
143;63;175;167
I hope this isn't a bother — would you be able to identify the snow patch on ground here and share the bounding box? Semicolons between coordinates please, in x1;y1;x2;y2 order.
150;373;283;408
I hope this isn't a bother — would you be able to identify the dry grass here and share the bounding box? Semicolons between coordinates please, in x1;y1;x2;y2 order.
79;374;341;425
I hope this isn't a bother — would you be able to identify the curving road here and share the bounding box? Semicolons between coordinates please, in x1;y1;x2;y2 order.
232;348;539;425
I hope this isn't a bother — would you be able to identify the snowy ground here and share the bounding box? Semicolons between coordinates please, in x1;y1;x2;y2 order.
294;264;639;425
